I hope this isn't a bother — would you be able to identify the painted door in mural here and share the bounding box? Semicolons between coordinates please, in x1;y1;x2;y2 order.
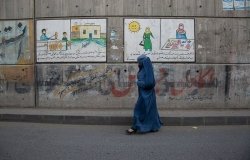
0;20;33;64
36;19;107;62
124;19;195;62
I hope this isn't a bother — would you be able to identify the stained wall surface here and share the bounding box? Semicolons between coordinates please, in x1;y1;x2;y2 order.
0;0;249;108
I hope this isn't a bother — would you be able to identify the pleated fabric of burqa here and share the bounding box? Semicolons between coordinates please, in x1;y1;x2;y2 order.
132;54;162;133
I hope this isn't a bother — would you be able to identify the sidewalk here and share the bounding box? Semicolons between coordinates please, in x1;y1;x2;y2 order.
0;108;250;126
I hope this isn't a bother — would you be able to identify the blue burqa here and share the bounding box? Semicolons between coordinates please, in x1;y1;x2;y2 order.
132;55;162;133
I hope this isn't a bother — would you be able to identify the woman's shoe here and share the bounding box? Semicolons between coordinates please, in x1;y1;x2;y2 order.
150;129;159;133
126;128;137;135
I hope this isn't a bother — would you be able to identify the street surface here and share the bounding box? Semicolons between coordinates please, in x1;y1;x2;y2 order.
0;122;249;160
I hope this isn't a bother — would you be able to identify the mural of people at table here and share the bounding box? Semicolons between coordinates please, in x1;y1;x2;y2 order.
36;19;106;62
176;23;187;39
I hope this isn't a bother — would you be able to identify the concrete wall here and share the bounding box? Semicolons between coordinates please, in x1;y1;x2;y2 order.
0;0;250;109
0;65;35;107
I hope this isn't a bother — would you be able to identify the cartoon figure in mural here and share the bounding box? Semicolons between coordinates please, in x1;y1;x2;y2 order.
176;23;187;39
40;29;50;41
126;54;162;134
142;27;154;51
51;32;58;40
62;32;69;50
50;32;61;41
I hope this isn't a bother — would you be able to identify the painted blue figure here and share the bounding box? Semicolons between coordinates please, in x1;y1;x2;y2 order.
176;23;187;39
127;54;162;134
40;29;50;41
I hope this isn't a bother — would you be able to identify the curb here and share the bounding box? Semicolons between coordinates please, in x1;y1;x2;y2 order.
1;114;249;126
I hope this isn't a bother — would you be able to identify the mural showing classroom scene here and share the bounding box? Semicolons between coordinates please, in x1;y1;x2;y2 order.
0;20;33;64
36;19;107;62
124;19;195;62
223;0;250;10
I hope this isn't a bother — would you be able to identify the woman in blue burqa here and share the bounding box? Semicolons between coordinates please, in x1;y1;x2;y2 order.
127;54;162;134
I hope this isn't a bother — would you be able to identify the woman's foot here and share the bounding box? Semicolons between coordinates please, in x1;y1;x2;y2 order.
126;128;137;135
150;129;159;133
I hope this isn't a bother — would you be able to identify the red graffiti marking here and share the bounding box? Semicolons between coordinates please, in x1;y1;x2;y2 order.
156;67;215;96
155;68;168;94
189;68;215;88
111;75;136;97
170;87;185;96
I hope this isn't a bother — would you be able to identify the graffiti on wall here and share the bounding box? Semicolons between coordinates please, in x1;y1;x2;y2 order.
37;64;137;99
37;64;221;104
36;19;107;62
223;0;250;10
155;66;220;101
124;19;195;62
0;20;33;64
0;66;34;94
228;66;250;99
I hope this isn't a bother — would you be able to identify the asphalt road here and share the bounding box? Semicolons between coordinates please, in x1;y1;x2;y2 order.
0;122;249;160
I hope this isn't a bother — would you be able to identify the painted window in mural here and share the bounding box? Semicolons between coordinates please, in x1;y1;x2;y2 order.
36;19;107;62
124;19;195;62
0;20;33;64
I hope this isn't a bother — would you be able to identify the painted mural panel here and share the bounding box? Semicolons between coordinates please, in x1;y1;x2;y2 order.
234;0;246;10
223;0;250;10
36;19;107;62
124;19;195;62
0;20;34;64
0;65;35;107
246;0;250;10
